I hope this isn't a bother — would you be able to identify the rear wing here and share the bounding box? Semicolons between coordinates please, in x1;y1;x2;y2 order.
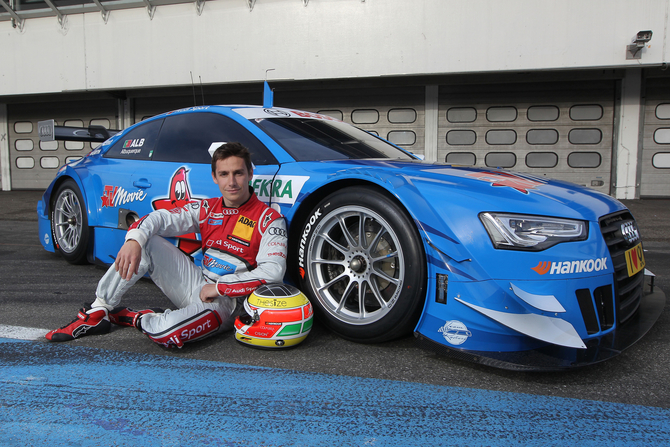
37;119;120;143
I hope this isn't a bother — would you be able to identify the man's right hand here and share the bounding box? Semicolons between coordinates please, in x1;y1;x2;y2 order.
115;239;142;281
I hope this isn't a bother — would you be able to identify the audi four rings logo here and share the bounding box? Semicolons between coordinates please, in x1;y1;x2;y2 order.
263;109;291;117
621;221;640;244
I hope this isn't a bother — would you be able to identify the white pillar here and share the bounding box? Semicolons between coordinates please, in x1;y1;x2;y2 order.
0;104;11;191
424;85;439;162
613;69;643;199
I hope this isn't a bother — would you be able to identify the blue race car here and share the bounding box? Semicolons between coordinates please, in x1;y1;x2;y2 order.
36;99;665;370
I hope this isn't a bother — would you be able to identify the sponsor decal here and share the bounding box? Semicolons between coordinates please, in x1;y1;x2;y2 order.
267;252;287;259
120;148;142;155
227;234;251;247
467;171;545;194
531;257;608;275
206;239;245;254
438;320;472;346
289;110;341;121
203;255;236;275
233;215;256;241
101;185;148;208
251;175;309;205
171;106;211;114
251;330;271;337
152;167;199;209
298;208;322;271
255;298;289;308
152;167;206;256
180;318;213;341
624;243;645;277
123;138;145;148
208;218;223;226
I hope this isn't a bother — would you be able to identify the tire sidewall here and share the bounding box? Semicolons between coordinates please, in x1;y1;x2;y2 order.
296;186;425;343
51;179;89;264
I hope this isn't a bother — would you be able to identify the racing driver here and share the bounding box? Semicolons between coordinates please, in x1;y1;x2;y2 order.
46;142;288;347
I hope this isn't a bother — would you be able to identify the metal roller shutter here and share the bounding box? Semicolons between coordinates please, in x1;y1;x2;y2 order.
641;77;670;198
438;80;615;195
284;86;426;158
8;100;117;189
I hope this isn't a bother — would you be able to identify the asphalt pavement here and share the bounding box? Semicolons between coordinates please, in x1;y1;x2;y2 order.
1;189;669;411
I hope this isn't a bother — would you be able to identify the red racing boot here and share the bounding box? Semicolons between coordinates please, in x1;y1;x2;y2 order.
45;307;111;342
109;307;163;328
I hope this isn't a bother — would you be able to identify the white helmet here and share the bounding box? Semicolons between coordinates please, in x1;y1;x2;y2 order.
234;283;313;349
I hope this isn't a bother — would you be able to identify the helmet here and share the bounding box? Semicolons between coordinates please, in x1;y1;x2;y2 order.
234;283;313;349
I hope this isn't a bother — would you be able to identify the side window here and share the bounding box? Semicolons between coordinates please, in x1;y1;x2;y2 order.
105;118;164;160
152;112;277;165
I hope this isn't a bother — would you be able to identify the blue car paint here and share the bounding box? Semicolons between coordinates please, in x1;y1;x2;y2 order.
37;105;662;369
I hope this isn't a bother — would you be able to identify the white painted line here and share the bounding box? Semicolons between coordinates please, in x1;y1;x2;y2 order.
0;325;47;341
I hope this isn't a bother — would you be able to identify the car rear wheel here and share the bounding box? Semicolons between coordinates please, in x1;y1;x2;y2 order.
296;186;426;343
51;179;89;264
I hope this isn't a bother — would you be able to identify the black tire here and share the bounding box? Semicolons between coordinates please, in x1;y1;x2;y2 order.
51;179;90;264
296;186;426;343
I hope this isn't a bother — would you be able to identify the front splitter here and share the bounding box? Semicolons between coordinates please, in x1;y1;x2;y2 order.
415;278;666;371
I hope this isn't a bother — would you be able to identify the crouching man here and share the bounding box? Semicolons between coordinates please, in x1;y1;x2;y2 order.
46;142;287;347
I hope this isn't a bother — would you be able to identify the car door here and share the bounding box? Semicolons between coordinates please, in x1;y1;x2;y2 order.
132;110;280;259
93;117;165;233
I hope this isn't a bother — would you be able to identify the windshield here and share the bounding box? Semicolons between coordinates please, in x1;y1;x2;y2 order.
251;118;415;162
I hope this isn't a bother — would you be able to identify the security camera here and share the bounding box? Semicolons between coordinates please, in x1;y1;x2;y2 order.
634;30;653;47
627;30;653;59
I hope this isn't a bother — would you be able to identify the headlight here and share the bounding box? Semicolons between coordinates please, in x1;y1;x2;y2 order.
480;212;588;251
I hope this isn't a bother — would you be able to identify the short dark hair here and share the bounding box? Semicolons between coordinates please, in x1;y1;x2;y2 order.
211;142;253;174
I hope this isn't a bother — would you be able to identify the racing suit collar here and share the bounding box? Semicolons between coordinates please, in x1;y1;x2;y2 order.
222;185;256;209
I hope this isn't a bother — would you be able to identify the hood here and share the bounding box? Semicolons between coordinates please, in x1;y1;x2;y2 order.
327;160;626;222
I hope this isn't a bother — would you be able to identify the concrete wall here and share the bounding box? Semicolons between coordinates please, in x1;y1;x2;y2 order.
1;0;669;97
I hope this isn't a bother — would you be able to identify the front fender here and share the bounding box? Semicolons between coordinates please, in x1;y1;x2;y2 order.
36;163;96;254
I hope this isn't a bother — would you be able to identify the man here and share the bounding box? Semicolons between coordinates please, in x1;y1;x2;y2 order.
46;142;287;347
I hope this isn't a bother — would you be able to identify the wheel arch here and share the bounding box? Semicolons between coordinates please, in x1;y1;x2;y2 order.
48;171;98;263
287;177;428;289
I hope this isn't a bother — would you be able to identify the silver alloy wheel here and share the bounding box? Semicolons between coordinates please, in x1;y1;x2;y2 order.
307;205;405;325
53;189;83;254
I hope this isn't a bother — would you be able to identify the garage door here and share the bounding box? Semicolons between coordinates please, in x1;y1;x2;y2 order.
438;80;616;195
8;100;117;189
269;85;426;158
641;77;670;197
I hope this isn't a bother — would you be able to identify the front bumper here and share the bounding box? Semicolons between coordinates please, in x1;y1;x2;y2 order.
415;275;665;371
36;197;55;253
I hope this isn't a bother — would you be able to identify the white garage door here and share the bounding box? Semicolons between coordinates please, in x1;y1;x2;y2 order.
438;80;616;195
283;85;426;158
641;77;670;197
8;100;117;189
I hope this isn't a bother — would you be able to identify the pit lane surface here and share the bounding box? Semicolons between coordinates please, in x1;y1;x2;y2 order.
1;191;669;445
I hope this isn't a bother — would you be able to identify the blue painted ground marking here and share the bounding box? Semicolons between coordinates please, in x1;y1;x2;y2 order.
1;338;669;446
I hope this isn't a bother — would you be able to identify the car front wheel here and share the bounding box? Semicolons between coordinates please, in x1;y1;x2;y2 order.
51;179;89;264
296;186;426;343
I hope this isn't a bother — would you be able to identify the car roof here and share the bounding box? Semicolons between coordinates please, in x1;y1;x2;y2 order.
152;105;344;123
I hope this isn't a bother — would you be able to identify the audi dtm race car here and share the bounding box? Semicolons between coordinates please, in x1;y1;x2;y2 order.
36;88;665;370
